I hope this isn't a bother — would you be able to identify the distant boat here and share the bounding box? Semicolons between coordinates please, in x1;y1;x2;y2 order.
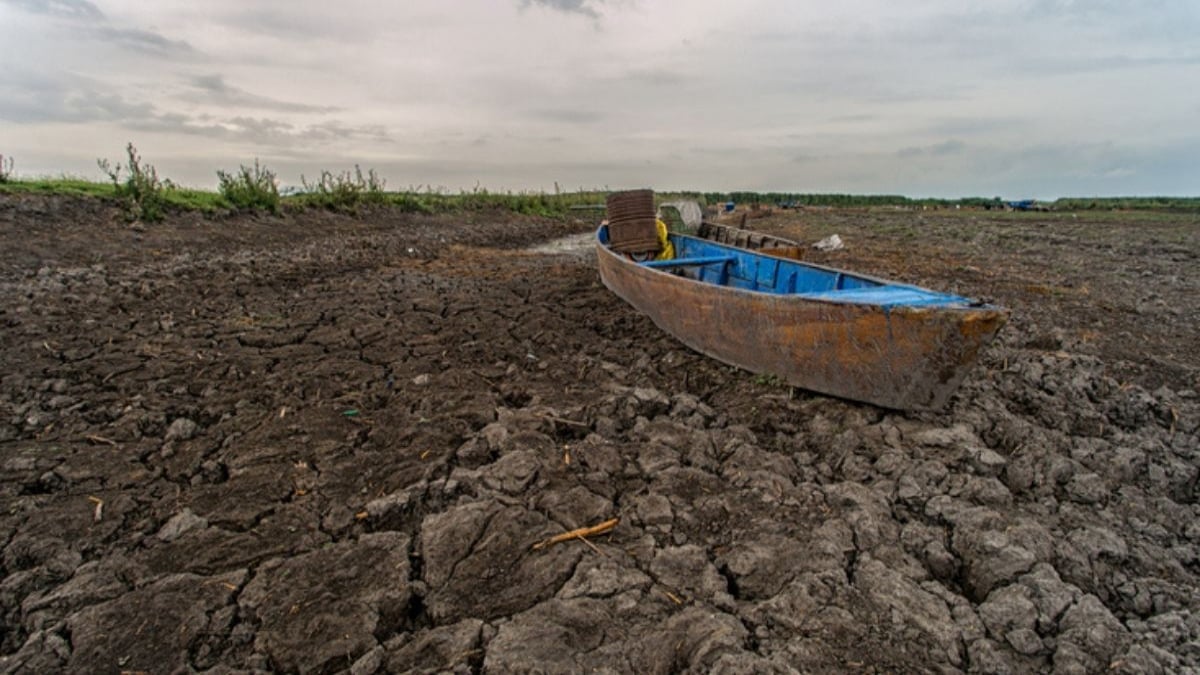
596;225;1008;410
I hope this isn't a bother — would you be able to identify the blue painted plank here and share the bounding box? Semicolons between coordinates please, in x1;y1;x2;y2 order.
799;285;964;307
642;256;736;269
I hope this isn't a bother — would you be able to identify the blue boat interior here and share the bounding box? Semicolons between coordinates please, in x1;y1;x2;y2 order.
600;226;976;308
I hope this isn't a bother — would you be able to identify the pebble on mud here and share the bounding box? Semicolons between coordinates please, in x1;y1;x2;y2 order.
163;417;198;442
156;509;208;542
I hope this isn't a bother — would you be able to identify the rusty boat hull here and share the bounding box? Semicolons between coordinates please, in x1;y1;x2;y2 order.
596;227;1008;411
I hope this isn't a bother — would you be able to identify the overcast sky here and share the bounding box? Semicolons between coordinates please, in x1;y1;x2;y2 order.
1;0;1197;197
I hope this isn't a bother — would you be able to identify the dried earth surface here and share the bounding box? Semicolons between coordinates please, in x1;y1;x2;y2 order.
1;195;1197;673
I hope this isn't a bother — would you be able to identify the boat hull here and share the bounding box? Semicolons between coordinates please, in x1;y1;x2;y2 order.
596;234;1008;411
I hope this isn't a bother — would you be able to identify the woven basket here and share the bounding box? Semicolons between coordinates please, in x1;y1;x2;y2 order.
606;189;653;220
606;190;659;254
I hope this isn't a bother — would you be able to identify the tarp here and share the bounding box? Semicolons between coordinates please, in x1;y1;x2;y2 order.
659;200;704;229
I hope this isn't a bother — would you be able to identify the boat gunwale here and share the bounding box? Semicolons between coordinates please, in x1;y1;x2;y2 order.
596;226;1006;316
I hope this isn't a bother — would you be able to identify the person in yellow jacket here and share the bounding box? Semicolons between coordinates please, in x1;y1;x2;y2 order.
654;218;675;260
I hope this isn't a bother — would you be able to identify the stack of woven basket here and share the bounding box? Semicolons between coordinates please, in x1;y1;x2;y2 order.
605;189;659;254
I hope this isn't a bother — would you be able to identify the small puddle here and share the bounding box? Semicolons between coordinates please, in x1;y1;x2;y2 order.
527;232;594;256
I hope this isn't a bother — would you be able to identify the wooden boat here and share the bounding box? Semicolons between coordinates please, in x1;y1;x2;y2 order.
596;225;1008;410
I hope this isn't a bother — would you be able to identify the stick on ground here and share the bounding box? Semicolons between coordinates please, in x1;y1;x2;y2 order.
532;517;618;551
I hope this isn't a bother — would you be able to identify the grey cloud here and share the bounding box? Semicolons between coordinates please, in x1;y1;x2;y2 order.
126;114;303;151
993;139;1200;196
4;0;194;56
1010;52;1200;75
580;67;695;105
746;61;974;106
153;116;297;142
747;30;794;44
622;68;689;87
186;75;338;114
930;117;1024;136
929;140;967;156
137;114;392;148
1013;141;1114;166
131;110;204;134
529;108;604;124
520;0;604;18
1027;0;1189;21
861;84;973;106
2;0;102;19
0;74;155;123
789;4;1198;83
305;120;390;143
218;9;337;40
215;7;395;43
94;26;194;56
0;73;386;149
69;92;158;123
896;140;966;158
828;114;877;124
192;75;234;92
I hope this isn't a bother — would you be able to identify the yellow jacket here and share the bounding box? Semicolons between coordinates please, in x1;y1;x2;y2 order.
655;219;675;260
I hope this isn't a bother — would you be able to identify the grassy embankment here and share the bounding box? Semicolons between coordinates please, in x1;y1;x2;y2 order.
0;145;626;221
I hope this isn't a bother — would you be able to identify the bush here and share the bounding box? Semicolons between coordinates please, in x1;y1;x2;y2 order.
454;185;567;217
217;160;280;213
98;143;170;222
0;154;13;183
299;165;387;210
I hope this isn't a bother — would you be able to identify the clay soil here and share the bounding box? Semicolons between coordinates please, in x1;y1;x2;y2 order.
1;195;1197;674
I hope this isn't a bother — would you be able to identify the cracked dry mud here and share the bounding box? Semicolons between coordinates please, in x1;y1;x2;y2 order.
1;195;1197;674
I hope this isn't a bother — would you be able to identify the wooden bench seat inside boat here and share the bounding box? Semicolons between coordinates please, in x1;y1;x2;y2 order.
641;256;736;269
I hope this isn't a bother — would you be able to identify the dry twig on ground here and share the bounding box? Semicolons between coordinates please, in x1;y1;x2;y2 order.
531;518;619;551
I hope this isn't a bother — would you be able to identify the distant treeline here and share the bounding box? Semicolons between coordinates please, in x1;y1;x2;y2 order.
1049;197;1200;212
701;192;1200;212
704;192;913;207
